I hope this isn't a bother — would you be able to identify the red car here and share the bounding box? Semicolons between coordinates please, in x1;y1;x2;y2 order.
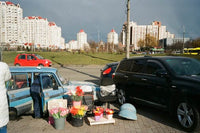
14;53;52;67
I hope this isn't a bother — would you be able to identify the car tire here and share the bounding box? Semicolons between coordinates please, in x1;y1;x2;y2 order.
15;63;20;66
38;64;44;67
117;89;126;105
9;109;17;120
176;101;200;132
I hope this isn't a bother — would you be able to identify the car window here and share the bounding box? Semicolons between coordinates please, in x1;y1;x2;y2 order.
27;55;36;60
145;60;163;75
35;54;44;59
102;65;109;71
165;58;200;76
117;60;132;72
27;55;32;60
41;74;57;90
112;65;117;71
57;71;67;85
131;59;146;73
31;55;36;60
18;55;26;59
6;73;29;90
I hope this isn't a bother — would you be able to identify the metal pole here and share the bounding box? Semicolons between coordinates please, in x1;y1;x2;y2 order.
0;46;2;61
182;26;185;53
126;0;130;58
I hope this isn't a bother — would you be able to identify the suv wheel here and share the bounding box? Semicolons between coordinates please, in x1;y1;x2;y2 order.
176;102;200;132
117;89;126;105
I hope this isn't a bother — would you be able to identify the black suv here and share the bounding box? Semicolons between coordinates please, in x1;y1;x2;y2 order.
113;56;200;132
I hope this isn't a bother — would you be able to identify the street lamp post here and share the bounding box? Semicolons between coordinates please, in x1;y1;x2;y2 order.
126;0;130;59
182;26;185;53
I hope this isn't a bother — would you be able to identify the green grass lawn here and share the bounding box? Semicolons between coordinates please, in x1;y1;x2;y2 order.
2;51;127;65
2;51;200;66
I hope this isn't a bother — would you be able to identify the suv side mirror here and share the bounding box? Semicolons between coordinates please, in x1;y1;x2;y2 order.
155;69;168;77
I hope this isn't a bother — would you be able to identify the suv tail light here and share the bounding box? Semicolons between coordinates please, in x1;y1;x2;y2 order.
112;73;115;79
103;67;111;75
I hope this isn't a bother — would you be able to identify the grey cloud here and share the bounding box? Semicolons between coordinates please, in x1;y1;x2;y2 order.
6;0;200;41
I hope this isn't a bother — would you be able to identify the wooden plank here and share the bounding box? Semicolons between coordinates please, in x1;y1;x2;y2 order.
87;116;115;126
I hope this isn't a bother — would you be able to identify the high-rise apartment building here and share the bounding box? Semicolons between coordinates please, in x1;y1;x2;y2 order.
0;1;22;45
77;29;89;50
0;1;64;49
68;40;78;50
48;22;62;48
60;37;65;49
120;21;175;50
22;16;48;48
107;29;118;45
66;29;90;50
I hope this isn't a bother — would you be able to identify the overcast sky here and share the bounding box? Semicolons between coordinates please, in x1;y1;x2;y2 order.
5;0;200;42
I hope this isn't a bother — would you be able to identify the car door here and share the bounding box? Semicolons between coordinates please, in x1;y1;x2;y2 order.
115;60;133;94
141;60;170;106
127;59;147;99
23;54;31;66
18;54;26;66
6;72;32;115
26;55;37;66
39;73;65;111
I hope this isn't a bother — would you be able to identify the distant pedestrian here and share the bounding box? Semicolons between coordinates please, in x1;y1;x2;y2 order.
0;62;11;133
30;76;43;118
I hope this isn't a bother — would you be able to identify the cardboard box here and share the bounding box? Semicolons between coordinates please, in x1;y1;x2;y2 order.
48;99;67;110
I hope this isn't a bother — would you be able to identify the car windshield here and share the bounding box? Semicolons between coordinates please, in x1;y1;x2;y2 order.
56;71;68;85
165;58;200;76
35;54;44;59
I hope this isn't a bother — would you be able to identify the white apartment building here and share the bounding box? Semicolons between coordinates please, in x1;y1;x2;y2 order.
107;29;118;45
0;1;22;45
77;29;90;50
68;40;78;50
48;22;62;49
60;37;65;49
0;1;64;49
22;16;48;48
22;18;64;49
120;21;175;50
67;29;90;51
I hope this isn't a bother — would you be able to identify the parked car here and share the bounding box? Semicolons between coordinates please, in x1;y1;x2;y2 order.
7;67;99;119
99;62;118;86
97;62;119;104
113;56;200;132
14;53;52;67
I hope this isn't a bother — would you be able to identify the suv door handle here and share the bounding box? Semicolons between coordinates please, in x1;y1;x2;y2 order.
141;78;147;81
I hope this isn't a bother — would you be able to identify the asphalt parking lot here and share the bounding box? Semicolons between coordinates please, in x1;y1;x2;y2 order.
7;65;187;133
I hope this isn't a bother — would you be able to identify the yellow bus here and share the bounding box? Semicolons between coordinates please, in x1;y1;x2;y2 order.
184;47;200;55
